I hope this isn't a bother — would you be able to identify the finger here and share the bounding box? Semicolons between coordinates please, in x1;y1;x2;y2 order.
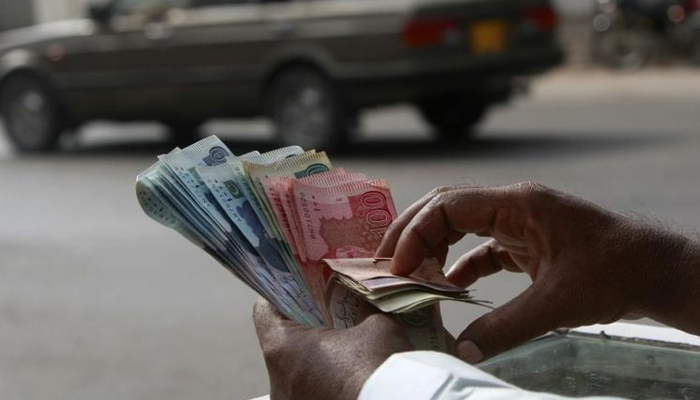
428;239;449;268
376;185;477;258
391;187;511;276
360;312;405;332
359;313;413;352
442;328;457;355
376;189;447;258
455;283;566;364
446;239;522;288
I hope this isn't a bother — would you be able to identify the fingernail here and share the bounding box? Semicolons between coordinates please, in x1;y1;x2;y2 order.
456;340;484;364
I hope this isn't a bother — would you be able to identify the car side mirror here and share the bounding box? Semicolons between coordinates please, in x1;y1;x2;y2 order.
87;4;110;25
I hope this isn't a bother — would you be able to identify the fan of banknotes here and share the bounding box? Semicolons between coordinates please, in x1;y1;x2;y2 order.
136;135;486;350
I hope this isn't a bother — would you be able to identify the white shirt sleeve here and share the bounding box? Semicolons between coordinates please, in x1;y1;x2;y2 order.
358;351;628;400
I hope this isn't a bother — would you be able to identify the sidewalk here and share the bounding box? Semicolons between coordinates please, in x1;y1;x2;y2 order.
530;67;700;101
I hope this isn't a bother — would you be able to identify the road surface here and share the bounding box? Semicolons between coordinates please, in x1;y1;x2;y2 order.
1;68;699;400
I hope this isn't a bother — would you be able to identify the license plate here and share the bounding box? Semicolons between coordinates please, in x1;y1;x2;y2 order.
469;20;507;55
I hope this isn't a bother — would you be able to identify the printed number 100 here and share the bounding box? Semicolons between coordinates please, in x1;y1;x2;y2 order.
361;191;392;239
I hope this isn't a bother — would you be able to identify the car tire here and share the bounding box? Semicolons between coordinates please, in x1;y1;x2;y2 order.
417;96;488;141
268;67;350;151
0;75;63;152
165;120;203;147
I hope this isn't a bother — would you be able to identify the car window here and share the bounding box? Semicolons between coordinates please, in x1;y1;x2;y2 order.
112;0;190;16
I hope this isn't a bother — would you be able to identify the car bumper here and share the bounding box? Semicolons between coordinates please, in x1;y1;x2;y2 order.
337;44;564;107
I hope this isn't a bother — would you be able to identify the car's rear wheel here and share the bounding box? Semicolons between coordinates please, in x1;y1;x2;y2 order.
0;75;63;152
268;67;350;151
417;95;488;141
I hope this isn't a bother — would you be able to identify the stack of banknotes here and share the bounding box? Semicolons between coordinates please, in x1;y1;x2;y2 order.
324;258;484;314
136;135;484;350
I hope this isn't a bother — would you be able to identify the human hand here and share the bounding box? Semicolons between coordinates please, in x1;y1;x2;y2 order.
376;183;700;363
253;299;414;400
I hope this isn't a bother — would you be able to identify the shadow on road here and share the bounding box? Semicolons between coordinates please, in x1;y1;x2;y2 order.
339;131;676;161
26;129;677;162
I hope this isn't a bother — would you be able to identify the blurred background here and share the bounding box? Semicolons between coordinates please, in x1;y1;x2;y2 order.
1;0;699;399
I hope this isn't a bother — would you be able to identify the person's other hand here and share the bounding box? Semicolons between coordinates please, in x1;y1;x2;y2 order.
253;299;413;400
376;183;700;363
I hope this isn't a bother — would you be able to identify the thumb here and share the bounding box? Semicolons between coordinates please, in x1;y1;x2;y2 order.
455;284;566;363
253;298;298;341
360;313;407;336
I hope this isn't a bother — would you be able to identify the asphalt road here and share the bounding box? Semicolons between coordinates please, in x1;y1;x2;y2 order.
1;68;699;400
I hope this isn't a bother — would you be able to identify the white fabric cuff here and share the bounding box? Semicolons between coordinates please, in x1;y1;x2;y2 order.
359;351;628;400
359;351;514;400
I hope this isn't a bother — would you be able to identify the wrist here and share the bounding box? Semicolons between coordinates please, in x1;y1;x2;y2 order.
643;232;700;334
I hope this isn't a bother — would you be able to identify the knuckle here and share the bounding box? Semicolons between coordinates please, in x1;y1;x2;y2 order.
514;181;544;194
430;185;454;197
509;182;553;204
432;191;449;204
429;192;456;215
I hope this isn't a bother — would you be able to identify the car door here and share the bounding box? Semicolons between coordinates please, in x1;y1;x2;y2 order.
103;0;193;119
150;0;283;118
57;0;192;121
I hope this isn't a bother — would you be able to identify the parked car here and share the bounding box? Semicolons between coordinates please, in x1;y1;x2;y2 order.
0;0;562;152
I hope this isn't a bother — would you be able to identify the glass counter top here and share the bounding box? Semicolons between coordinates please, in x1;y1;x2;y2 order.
478;329;700;399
